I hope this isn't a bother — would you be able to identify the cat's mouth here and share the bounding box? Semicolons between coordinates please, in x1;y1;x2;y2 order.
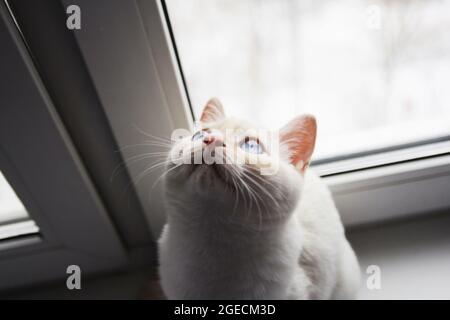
189;163;228;184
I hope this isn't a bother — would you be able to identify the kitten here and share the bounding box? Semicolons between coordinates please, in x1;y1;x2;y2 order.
158;98;361;299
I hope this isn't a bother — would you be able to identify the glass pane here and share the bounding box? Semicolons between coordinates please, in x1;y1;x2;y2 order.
166;0;450;160
0;171;39;239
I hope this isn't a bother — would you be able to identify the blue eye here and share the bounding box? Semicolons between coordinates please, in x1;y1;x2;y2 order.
240;138;263;154
192;130;207;141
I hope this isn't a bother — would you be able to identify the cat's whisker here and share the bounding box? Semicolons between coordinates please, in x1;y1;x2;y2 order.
242;167;288;202
221;154;243;214
143;140;174;147
242;169;287;222
221;162;243;216
233;167;254;216
111;152;169;181
124;158;179;195
242;167;289;221
235;171;260;223
116;141;173;153
241;169;281;210
244;181;264;231
230;176;240;214
224;163;249;212
132;124;174;143
152;163;184;189
239;169;280;228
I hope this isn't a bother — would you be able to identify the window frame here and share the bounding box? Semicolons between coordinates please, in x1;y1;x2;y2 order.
161;0;450;227
58;0;450;236
61;0;193;239
0;0;129;291
1;0;443;294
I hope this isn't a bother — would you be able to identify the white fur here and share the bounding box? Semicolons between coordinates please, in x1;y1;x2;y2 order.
158;118;360;300
159;169;360;299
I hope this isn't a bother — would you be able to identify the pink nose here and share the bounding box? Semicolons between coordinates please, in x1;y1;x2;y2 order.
203;135;215;145
203;134;225;147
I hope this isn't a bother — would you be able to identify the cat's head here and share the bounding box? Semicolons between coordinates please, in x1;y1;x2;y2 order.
164;98;316;229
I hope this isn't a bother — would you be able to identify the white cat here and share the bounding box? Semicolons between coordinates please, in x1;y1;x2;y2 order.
158;98;361;299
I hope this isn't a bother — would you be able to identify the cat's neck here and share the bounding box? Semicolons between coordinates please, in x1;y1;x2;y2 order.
167;209;296;247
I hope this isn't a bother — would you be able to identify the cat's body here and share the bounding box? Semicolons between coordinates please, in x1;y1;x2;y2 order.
159;170;360;299
158;99;360;299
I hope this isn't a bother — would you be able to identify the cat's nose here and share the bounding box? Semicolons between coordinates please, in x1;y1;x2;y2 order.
203;135;215;145
203;134;225;147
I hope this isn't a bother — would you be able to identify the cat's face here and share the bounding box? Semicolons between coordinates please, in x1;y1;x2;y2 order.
164;98;316;229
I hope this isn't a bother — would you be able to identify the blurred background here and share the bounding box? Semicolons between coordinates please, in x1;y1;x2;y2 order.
167;0;450;160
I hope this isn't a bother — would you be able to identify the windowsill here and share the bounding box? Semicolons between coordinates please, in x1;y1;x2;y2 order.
1;211;448;299
313;140;450;176
349;210;450;299
320;153;450;226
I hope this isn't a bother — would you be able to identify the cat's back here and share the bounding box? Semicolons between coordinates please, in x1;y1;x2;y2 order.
297;169;344;237
295;169;347;299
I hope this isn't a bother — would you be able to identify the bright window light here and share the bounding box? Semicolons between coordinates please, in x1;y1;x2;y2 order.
166;0;450;161
0;171;38;239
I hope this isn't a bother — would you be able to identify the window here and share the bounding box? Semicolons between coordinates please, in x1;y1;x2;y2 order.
0;171;39;240
0;0;129;290
0;171;30;224
0;0;447;298
166;0;450;161
29;0;448;240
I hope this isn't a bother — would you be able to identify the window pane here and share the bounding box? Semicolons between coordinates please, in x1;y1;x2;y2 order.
0;171;39;239
166;0;450;160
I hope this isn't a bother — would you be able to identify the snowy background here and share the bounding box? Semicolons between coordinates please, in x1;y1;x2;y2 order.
166;0;450;160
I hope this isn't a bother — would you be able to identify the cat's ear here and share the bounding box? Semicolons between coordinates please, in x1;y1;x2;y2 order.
279;114;317;172
200;98;225;123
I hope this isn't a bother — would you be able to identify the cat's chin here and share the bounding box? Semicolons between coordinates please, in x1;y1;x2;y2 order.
190;163;223;178
188;164;230;188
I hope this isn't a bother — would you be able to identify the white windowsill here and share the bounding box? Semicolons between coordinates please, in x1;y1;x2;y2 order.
322;153;450;226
